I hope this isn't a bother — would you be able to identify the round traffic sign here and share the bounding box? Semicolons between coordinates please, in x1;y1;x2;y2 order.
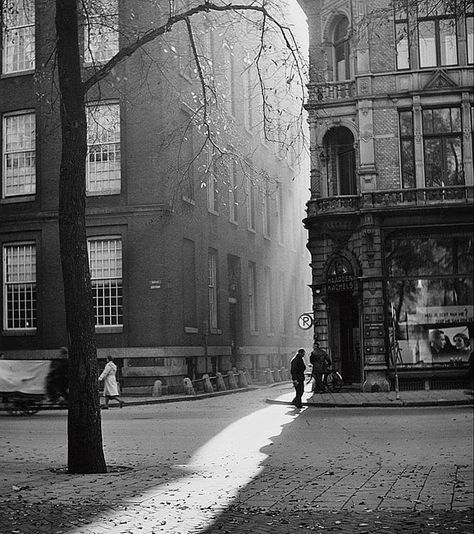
298;313;313;330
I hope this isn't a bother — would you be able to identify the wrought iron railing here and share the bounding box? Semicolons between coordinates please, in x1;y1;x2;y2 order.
306;186;473;217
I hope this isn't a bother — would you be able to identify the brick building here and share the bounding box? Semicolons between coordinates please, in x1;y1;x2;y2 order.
297;0;473;390
0;0;312;391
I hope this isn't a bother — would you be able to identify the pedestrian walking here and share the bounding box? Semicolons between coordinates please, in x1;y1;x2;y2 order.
99;355;124;409
310;342;331;393
290;349;306;409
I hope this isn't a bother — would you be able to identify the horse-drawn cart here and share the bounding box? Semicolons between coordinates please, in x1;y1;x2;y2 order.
0;360;52;415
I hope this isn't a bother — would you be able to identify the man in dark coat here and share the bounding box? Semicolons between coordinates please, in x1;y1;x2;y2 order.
310;342;332;393
290;349;306;409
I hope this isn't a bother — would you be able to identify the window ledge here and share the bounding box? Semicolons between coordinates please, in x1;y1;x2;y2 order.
95;325;123;334
182;196;196;206
87;189;121;197
1;195;36;204
208;208;219;216
250;330;260;336
2;329;37;336
247;227;256;234
1;69;35;79
229;219;238;226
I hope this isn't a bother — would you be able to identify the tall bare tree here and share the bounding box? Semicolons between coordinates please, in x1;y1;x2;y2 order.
51;0;305;473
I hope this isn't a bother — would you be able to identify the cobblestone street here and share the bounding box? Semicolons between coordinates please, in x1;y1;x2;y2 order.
1;386;472;533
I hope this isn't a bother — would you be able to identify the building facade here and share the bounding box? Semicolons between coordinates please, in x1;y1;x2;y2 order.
0;0;312;391
297;0;473;390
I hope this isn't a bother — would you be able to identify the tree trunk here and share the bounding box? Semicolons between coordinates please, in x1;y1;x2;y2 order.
55;0;107;474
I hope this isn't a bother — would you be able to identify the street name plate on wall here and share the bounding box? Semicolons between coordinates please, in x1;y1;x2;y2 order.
327;274;354;293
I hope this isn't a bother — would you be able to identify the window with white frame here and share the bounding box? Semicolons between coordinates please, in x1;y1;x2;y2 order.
248;261;257;332
467;11;474;64
3;242;36;330
264;267;273;333
208;250;218;330
418;1;458;67
88;237;123;327
394;0;410;69
3;112;36;198
2;0;35;75
86;103;120;194
276;182;284;244
229;162;239;223
83;0;119;64
243;57;254;130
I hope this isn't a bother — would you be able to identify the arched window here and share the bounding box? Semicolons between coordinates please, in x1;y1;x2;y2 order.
334;17;351;81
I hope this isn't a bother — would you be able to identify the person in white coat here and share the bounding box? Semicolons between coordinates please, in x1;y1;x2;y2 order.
99;355;124;409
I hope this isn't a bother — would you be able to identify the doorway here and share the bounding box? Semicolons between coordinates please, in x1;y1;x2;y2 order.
328;292;360;384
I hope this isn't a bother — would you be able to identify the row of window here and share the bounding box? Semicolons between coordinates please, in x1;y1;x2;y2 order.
2;104;120;198
395;0;474;70
2;238;122;331
2;240;303;337
2;0;119;75
399;105;470;188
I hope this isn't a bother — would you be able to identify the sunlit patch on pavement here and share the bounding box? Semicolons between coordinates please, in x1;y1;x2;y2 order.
70;405;299;534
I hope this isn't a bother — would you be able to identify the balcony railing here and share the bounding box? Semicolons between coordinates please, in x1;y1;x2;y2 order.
308;81;356;104
306;186;473;217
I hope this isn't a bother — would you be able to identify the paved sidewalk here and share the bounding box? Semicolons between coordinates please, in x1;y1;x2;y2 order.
106;385;474;409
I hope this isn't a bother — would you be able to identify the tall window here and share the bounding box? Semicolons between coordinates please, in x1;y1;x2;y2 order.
243;57;254;130
229;162;239;223
394;1;410;69
467;11;474;64
3;112;35;198
183;239;197;328
262;181;271;239
208;250;218;329
264;267;274;333
246;173;256;231
88;238;123;327
248;261;257;332
206;151;218;213
276;183;284;244
418;1;458;67
223;42;236;116
86;103;121;194
83;0;119;64
3;242;36;331
423;107;463;187
399;110;415;188
334;17;351;81
180;110;195;201
2;0;35;74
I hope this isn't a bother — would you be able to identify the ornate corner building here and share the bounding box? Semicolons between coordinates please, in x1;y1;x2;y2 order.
297;0;474;391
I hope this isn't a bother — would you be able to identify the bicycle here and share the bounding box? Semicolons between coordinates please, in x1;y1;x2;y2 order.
306;367;343;393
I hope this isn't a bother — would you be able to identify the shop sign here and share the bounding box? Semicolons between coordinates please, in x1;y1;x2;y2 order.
327;274;354;293
407;305;473;325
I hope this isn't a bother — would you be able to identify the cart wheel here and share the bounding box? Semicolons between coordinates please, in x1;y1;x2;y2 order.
325;371;343;393
6;399;38;416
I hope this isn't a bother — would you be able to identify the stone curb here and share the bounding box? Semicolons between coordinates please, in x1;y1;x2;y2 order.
266;398;474;408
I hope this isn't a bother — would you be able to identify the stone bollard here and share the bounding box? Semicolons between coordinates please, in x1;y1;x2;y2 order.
202;374;214;393
238;370;248;388
227;371;238;390
244;369;252;385
183;377;195;395
216;372;226;391
152;380;162;397
280;367;289;381
265;368;274;384
273;368;282;382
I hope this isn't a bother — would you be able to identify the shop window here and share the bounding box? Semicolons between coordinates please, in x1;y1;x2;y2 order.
83;0;119;65
333;17;351;81
394;0;410;69
3;242;36;331
422;107;463;187
418;1;458;67
2;111;36;198
399;110;415;188
2;0;35;75
86;103;121;195
88;237;123;327
385;233;473;366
